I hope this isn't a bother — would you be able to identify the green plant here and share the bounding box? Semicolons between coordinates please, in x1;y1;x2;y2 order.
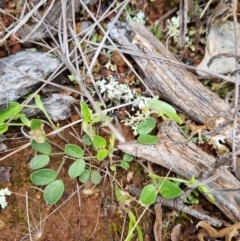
0;102;24;134
120;153;133;170
80;101;110;161
165;12;200;51
0;94;59;135
29;140;103;205
1;98;119;205
110;153;133;171
125;5;145;24
136;117;158;145
29;101;120;205
127;210;143;241
150;23;163;40
115;186;143;241
123;96;182;139
133;162;215;206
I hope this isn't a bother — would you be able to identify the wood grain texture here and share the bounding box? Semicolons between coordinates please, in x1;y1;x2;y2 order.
118;121;240;223
110;22;229;123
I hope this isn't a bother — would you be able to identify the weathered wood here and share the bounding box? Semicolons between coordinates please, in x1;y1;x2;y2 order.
118;121;240;223
110;22;229;123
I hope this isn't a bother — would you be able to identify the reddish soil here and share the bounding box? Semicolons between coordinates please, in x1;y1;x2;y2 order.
0;124;152;241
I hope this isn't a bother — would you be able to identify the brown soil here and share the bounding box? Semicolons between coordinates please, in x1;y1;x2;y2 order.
0;124;151;241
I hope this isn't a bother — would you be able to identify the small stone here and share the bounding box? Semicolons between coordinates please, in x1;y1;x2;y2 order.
0;49;61;106
197;21;240;76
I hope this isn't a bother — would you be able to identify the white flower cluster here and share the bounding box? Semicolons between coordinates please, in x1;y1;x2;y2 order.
122;110;152;135
96;78;136;104
0;188;11;209
96;80;155;134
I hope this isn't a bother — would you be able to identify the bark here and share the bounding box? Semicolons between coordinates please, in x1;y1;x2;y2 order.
109;22;230;123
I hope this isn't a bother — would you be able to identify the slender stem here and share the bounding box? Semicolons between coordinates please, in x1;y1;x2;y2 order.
56;158;65;176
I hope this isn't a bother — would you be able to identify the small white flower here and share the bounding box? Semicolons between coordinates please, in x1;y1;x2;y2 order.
0;188;11;209
132;11;145;25
96;78;136;103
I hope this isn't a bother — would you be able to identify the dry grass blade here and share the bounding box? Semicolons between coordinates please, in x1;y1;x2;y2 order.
19;192;45;241
154;204;162;241
231;0;239;177
0;0;47;44
178;0;188;47
206;0;232;31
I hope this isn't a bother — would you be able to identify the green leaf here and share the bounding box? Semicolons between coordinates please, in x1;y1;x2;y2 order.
30;169;57;185
137;117;156;135
0;102;22;123
80;101;92;123
115;186;123;203
198;185;208;193
109;134;115;148
68;75;77;84
31;140;52;154
35;95;45;112
93;135;106;149
110;165;116;171
146;97;182;124
82;122;95;137
158;180;183;199
64;144;84;158
44;180;64;205
68;159;86;178
186;175;197;185
90;170;101;184
91;115;103;124
30;155;50;170
19;114;31;127
123;153;133;162
79;169;90;183
137;134;158;145
186;194;199;205
206;193;215;204
139;184;157;205
198;185;215;204
31;119;43;130
115;186;129;204
82;134;92;146
96;148;108;161
128;211;143;241
0;124;8;134
121;160;130;170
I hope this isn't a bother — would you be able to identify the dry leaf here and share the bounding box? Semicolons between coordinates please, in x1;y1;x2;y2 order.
110;52;126;67
154;204;162;241
0;219;5;229
126;171;134;183
29;124;46;143
171;223;183;241
196;221;218;236
197;220;240;241
0;167;11;182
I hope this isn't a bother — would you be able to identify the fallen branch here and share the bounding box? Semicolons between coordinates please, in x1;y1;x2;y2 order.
110;22;229;123
118;121;240;223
